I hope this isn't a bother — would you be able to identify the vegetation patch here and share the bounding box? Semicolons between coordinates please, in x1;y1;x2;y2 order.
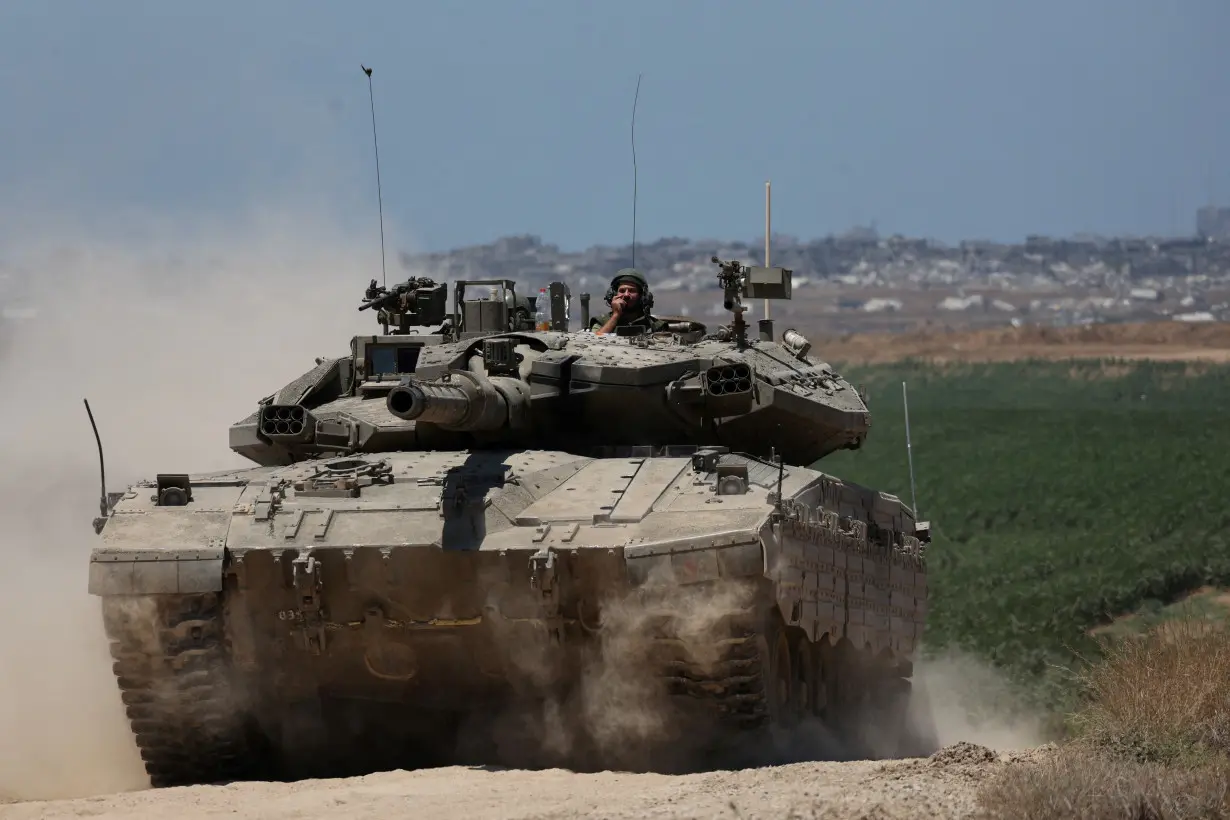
1063;360;1136;380
816;358;1230;712
1089;586;1230;642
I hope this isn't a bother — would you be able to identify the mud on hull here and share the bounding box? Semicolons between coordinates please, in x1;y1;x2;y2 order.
100;542;932;787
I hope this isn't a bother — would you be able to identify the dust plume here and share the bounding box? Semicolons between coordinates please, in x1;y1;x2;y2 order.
455;574;1048;774
781;645;1050;767
0;204;407;801
910;647;1048;752
572;574;762;770
453;575;763;774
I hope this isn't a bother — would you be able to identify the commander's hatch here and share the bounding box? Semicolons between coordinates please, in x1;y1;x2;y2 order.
351;334;446;396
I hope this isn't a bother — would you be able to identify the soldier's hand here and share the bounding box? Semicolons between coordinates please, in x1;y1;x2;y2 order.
611;295;626;315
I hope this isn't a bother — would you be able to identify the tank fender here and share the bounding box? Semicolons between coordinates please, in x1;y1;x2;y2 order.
87;546;224;596
623;530;764;587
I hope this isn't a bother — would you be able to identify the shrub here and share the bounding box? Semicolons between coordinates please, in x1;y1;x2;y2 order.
976;749;1230;820
977;613;1230;819
1068;614;1230;766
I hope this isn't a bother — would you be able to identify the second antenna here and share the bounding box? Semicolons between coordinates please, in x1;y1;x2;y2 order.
631;73;642;269
361;64;388;288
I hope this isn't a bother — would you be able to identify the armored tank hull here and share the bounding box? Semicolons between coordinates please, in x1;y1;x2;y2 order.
89;262;934;786
91;444;931;786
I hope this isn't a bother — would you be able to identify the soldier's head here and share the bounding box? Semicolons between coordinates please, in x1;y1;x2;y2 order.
605;269;654;312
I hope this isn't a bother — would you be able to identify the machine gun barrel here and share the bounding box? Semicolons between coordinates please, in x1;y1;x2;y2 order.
385;370;527;432
358;294;393;312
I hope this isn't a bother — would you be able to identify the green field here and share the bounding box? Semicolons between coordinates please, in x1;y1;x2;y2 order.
814;358;1230;715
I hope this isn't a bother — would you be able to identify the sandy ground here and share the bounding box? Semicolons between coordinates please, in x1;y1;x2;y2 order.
0;743;1052;820
0;643;1050;820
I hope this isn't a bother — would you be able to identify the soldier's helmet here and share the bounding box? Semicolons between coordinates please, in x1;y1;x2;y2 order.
603;268;654;311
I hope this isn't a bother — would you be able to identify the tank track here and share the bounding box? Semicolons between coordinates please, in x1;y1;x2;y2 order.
101;592;261;788
650;606;772;731
646;590;928;759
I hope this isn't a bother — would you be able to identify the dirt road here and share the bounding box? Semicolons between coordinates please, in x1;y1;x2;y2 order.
0;742;1048;820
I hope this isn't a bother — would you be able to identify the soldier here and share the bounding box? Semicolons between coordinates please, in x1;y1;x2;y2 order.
593;268;669;335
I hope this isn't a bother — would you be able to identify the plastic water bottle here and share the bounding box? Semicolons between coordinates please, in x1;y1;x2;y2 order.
535;288;550;331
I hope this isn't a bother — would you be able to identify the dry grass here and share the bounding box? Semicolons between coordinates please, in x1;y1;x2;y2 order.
1069;615;1230;765
975;613;1230;818
809;319;1230;364
976;749;1230;820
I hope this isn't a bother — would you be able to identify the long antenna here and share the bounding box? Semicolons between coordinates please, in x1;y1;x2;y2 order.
764;180;771;321
631;73;642;269
902;381;919;518
361;64;387;288
83;398;108;521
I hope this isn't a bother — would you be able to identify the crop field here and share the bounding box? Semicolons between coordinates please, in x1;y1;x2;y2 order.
815;357;1230;713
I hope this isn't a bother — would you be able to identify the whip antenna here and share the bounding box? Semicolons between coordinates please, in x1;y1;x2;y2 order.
83;398;109;522
902;381;919;518
361;64;387;288
764;180;771;320
631;73;642;269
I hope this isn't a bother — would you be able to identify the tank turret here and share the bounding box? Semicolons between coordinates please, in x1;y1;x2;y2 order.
353;258;869;465
229;260;869;467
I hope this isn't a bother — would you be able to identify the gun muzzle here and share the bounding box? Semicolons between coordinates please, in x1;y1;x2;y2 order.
386;370;515;431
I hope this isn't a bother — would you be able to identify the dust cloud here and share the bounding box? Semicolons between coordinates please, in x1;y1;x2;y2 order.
452;563;1045;776
912;647;1049;752
0;205;400;801
453;574;765;775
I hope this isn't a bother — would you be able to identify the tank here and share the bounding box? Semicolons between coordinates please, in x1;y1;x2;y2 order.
86;259;933;787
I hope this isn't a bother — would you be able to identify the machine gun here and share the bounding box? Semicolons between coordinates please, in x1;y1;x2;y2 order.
711;256;750;347
358;276;448;335
359;276;428;312
710;256;794;348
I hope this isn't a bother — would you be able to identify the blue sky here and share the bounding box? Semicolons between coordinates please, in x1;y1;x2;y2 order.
2;0;1228;252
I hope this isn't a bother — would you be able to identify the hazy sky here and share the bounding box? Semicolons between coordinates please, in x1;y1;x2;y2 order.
3;0;1229;252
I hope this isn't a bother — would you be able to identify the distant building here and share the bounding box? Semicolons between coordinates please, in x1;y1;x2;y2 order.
1196;205;1230;240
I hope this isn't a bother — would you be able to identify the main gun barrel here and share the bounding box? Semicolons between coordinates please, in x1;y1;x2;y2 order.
385;370;528;432
387;379;498;427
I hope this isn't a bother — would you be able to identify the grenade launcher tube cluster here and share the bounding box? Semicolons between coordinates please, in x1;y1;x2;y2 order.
385;370;527;431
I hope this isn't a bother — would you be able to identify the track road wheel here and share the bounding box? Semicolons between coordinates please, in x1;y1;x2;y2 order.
830;639;871;753
813;638;836;726
792;635;818;722
761;616;802;730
